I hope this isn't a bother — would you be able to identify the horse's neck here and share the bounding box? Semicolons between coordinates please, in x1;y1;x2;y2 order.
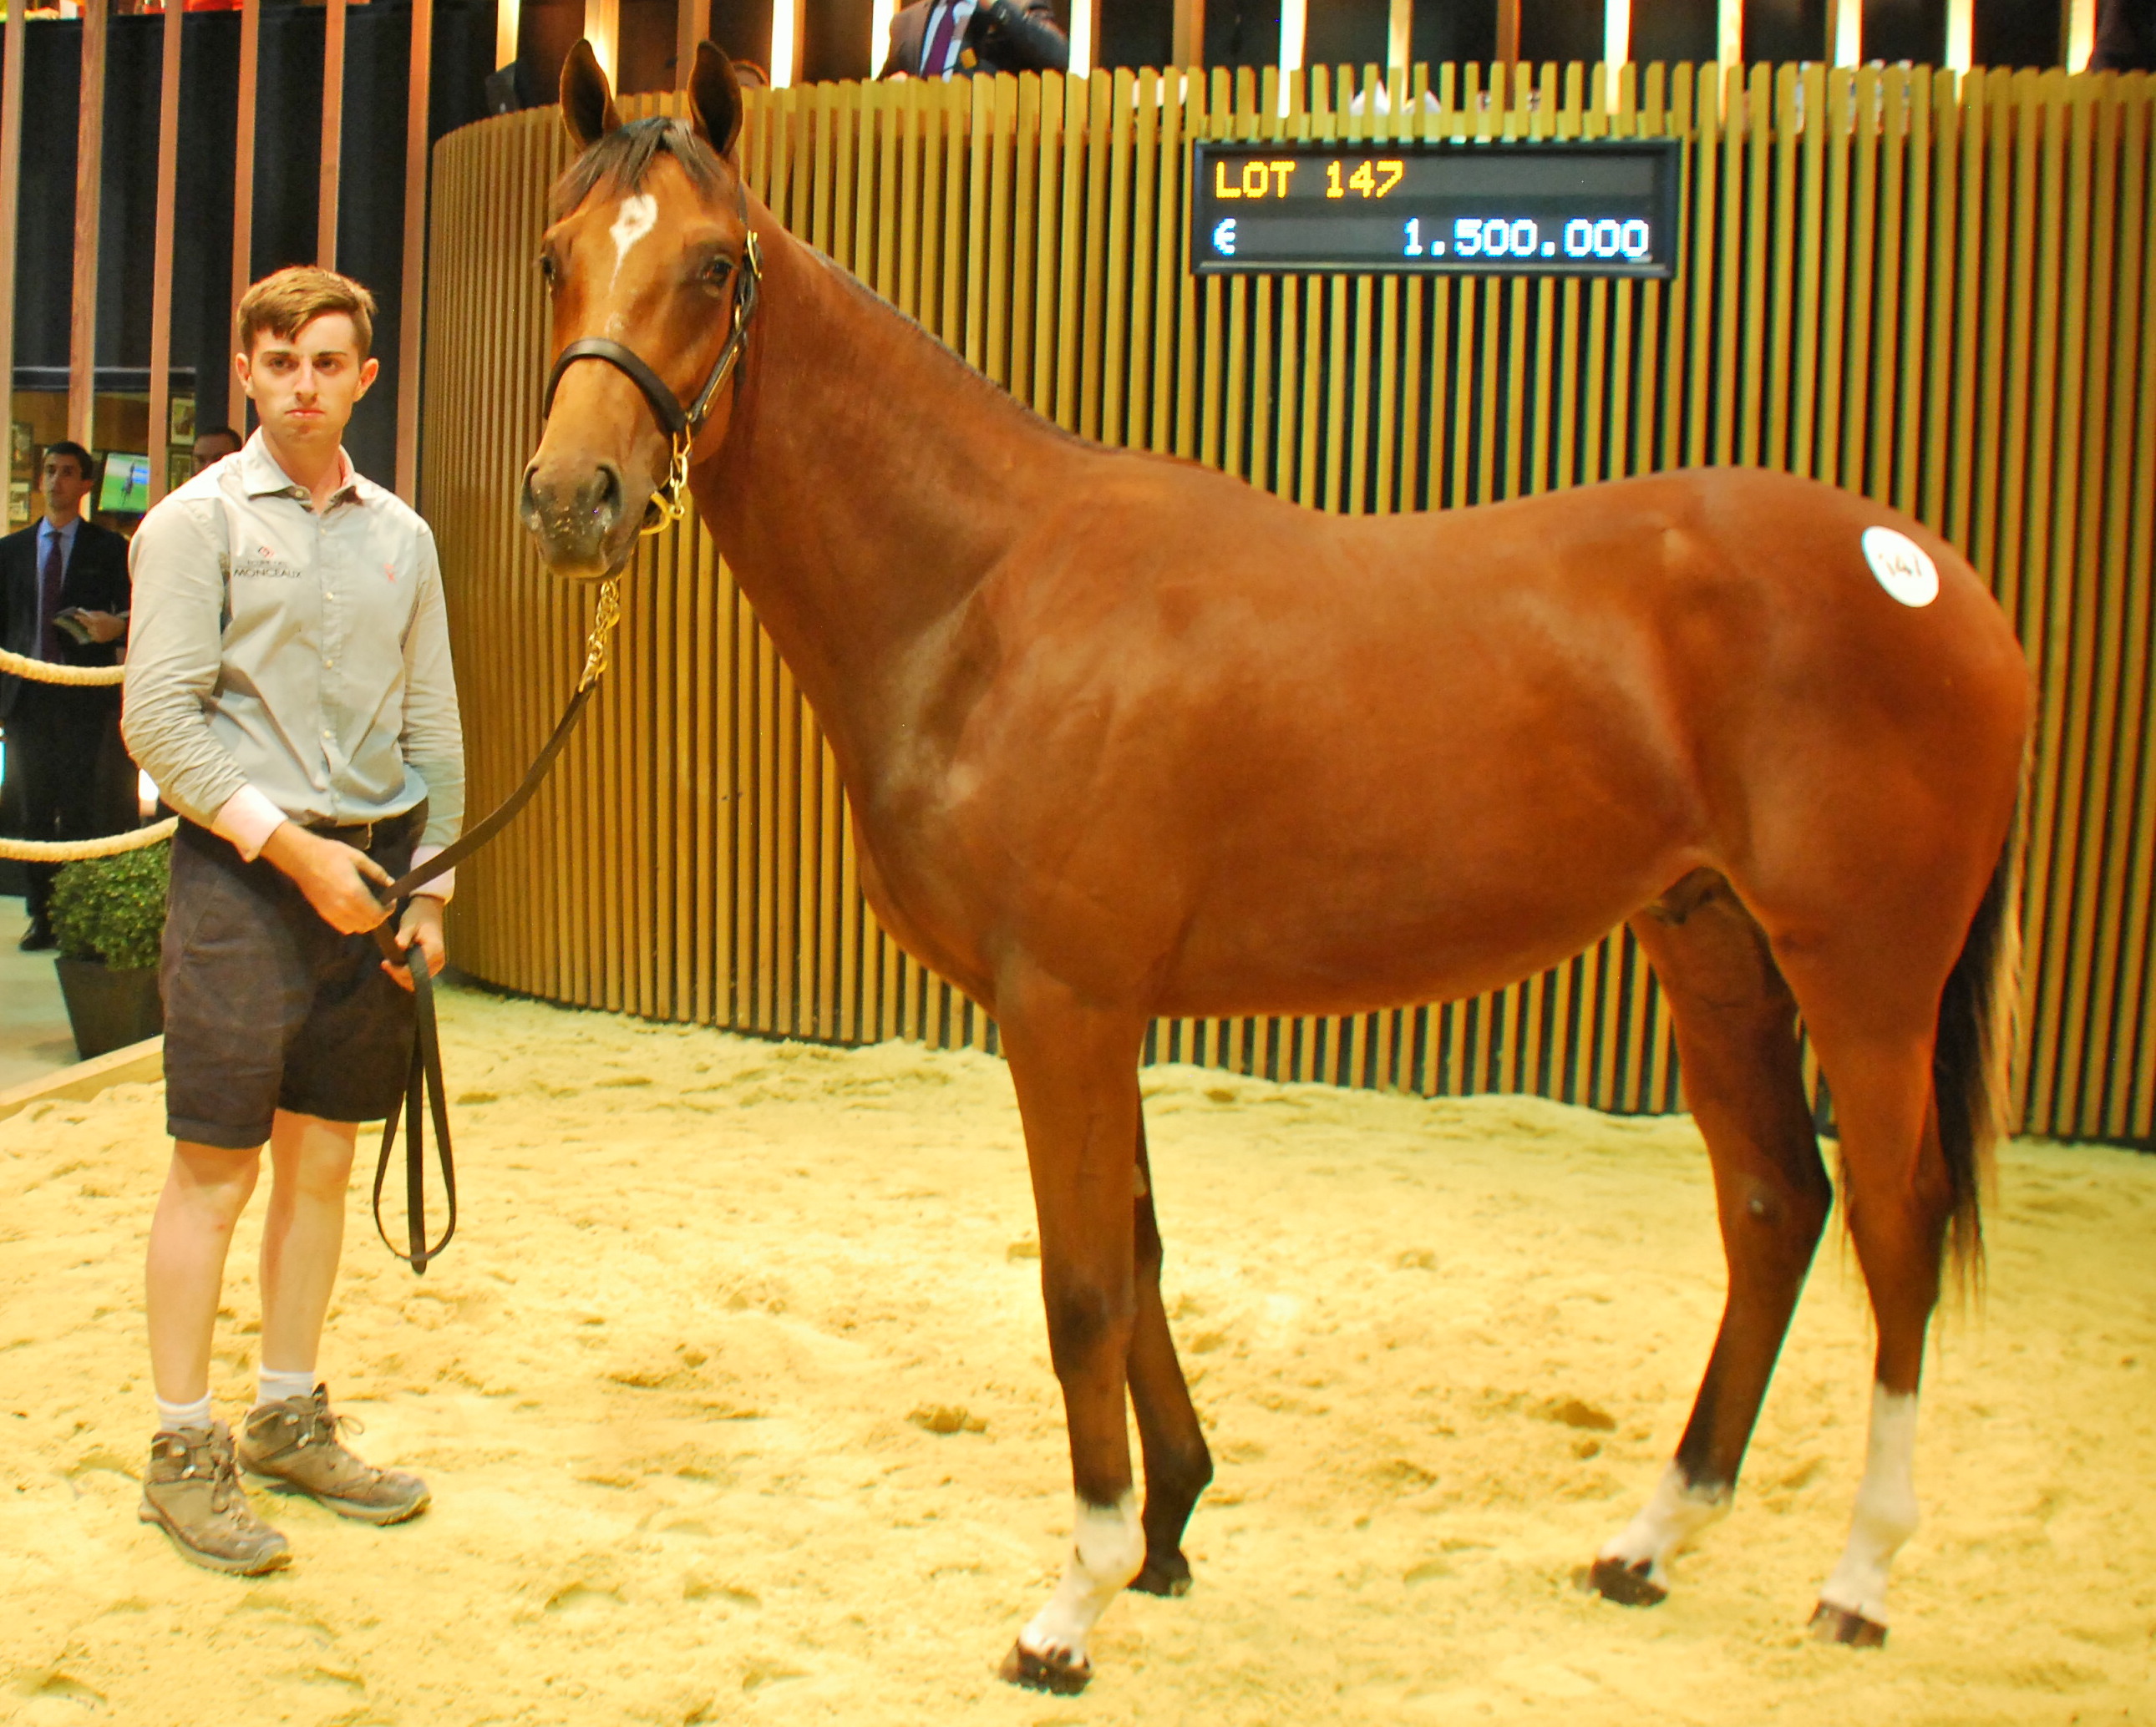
699;219;1063;783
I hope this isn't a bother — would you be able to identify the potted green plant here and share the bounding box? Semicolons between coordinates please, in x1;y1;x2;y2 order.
48;838;169;1060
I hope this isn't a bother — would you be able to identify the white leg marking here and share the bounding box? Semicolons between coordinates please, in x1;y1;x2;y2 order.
1818;1385;1920;1625
1018;1492;1144;1672
607;193;659;289
1596;1462;1732;1589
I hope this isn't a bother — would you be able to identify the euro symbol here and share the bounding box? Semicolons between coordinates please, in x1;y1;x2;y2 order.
1213;218;1238;256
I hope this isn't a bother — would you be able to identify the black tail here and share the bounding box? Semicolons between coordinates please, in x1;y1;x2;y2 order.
1933;819;2021;1282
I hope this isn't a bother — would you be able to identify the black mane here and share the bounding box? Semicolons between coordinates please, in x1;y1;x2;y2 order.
550;117;726;222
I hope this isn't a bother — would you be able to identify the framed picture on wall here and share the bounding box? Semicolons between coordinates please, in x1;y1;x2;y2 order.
8;481;29;527
168;397;195;443
8;420;30;477
168;446;195;487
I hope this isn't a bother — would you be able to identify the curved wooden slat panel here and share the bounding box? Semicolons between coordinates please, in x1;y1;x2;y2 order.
422;66;2156;1142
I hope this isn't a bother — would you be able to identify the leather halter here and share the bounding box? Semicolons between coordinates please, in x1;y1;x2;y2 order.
540;196;763;535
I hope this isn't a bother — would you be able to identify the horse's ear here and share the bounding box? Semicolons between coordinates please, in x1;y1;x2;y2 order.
561;38;623;151
689;40;744;160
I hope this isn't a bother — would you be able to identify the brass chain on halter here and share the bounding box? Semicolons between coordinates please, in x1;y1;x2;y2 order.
640;435;694;537
578;575;625;690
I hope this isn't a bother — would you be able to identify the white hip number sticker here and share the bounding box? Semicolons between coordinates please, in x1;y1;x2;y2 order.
1862;526;1940;608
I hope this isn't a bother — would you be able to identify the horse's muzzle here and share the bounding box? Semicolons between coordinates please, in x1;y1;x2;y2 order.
519;457;631;581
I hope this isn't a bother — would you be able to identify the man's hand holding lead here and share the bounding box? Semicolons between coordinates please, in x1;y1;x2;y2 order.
260;823;394;933
384;895;447;990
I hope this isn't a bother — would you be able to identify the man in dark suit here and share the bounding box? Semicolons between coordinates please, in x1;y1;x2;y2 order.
2093;0;2156;68
880;0;1067;79
1;440;132;949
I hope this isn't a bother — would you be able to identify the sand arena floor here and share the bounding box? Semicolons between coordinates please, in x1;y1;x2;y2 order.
2;986;2152;1725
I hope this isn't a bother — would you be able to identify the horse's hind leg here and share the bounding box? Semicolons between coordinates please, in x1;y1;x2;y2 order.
1780;1005;1953;1647
1591;871;1834;1605
1127;1114;1214;1596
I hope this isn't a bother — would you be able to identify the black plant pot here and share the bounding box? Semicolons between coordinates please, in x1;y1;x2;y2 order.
53;956;165;1061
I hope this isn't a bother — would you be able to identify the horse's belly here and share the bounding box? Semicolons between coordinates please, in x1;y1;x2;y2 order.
1149;850;1687;1021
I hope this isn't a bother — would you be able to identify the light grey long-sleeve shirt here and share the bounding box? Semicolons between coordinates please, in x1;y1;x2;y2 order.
121;433;464;889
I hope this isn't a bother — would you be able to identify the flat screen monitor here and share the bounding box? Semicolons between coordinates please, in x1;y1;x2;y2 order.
99;451;150;515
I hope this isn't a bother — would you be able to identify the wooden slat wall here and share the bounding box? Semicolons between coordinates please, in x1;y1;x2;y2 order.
422;65;2156;1142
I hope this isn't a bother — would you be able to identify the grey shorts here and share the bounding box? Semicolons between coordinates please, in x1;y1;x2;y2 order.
161;808;424;1150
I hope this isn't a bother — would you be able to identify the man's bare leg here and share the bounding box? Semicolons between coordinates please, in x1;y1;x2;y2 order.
146;1140;262;1407
259;1110;357;1377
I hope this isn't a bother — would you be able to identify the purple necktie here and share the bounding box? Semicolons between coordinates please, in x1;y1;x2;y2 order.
922;0;956;75
38;529;65;661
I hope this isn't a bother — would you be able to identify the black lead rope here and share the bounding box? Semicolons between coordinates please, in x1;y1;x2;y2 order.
367;581;621;1274
373;205;764;1274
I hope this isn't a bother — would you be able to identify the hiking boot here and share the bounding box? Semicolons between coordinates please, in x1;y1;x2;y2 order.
236;1384;430;1526
138;1421;293;1576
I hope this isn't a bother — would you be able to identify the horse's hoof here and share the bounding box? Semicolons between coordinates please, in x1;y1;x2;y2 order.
1583;1557;1668;1608
997;1640;1092;1694
1131;1548;1193;1597
1809;1601;1888;1648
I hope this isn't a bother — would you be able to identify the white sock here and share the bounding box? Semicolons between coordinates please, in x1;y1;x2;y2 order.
155;1392;214;1434
255;1366;317;1410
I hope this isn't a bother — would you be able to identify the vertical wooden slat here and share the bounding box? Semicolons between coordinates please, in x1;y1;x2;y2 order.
677;0;711;89
147;0;185;504
233;0;261;426
586;0;620;84
320;0;347;267
2011;73;2071;1128
398;0;435;501
0;0;23;451
68;0;108;448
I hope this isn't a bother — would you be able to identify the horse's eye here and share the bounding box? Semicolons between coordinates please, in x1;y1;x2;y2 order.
702;256;735;288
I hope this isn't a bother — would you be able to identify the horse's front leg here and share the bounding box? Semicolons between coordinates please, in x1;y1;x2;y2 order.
992;975;1150;1694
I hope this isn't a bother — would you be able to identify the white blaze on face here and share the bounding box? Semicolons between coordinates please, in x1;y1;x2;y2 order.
608;193;660;291
1018;1492;1144;1672
1818;1385;1921;1624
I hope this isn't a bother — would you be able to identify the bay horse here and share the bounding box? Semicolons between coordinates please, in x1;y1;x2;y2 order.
519;42;2031;1693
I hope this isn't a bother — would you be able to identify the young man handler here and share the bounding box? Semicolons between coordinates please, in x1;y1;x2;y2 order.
122;267;465;1574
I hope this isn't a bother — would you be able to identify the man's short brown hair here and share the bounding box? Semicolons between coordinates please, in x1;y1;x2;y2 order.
236;266;378;361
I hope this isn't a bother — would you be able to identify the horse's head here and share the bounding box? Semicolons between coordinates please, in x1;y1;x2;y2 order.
520;39;755;580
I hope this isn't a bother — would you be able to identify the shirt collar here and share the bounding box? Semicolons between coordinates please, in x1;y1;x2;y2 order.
236;429;365;507
38;516;79;544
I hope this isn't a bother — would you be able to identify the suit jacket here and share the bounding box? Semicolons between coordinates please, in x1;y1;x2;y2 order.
0;517;131;720
881;0;1066;78
2093;0;2156;68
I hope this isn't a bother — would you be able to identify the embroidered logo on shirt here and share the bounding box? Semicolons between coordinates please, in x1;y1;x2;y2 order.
223;550;303;580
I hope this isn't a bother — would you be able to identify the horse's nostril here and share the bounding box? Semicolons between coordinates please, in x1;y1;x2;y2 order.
591;463;623;524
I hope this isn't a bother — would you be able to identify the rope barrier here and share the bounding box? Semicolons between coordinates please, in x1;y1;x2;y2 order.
0;646;157;858
0;817;178;864
0;646;126;686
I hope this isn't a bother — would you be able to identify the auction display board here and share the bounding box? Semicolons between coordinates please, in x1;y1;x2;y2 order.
1191;139;1682;277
